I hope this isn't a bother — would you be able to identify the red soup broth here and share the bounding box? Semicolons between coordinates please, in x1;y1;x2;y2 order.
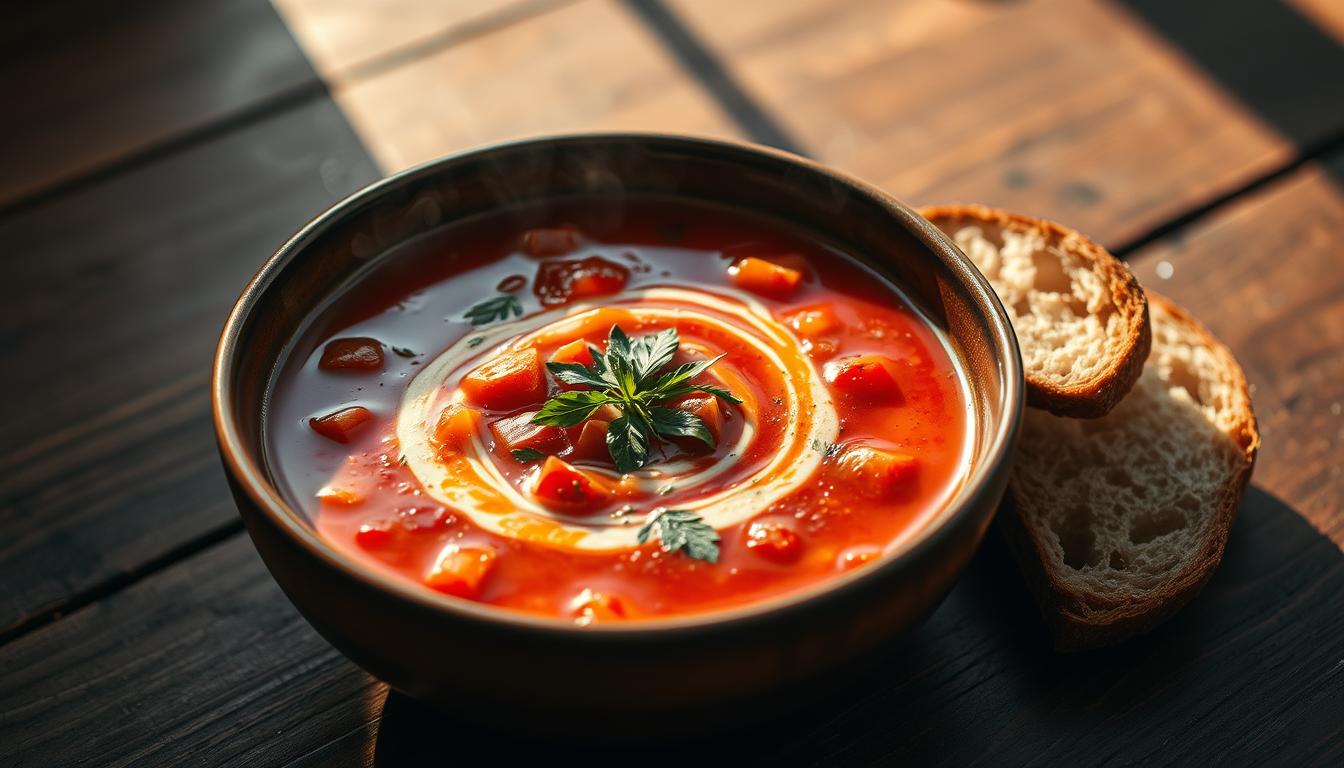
268;198;971;623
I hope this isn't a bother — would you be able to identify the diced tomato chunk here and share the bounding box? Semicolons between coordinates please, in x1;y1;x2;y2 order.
533;456;612;512
354;522;395;550
549;338;596;368
308;406;373;443
316;486;362;506
826;354;904;402
424;546;496;599
490;412;568;455
461;347;546;410
785;304;841;340
535;256;631;307
521;227;580;257
319;337;384;371
835;446;919;500
433;403;480;452
669;394;723;449
569;588;630;625
745;519;804;564
729;256;803;298
568;419;611;463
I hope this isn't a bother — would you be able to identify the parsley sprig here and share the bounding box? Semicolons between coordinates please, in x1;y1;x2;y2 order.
531;325;742;474
638;509;720;563
464;294;522;325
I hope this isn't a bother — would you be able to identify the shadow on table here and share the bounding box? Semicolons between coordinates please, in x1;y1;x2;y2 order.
372;486;1343;766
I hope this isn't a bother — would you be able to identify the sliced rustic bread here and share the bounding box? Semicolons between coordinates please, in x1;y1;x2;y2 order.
1000;293;1259;650
921;204;1150;418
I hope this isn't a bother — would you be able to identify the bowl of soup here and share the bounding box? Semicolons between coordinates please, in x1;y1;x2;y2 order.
213;134;1022;731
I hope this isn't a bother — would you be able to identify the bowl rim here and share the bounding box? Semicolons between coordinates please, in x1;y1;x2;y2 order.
212;132;1023;639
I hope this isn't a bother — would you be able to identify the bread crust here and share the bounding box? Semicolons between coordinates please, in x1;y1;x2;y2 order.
998;293;1260;651
919;204;1150;419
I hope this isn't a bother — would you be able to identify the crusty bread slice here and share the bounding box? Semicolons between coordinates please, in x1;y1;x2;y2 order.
921;204;1150;418
1000;293;1259;650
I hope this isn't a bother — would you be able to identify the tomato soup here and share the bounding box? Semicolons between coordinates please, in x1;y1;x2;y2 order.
268;199;970;622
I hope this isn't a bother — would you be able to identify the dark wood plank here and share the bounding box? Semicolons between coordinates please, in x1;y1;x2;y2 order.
330;0;742;173
0;537;383;768
0;98;380;636
665;0;1344;249
0;0;320;209
5;157;1343;765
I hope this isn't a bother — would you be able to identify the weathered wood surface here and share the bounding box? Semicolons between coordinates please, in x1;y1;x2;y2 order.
0;99;380;637
0;0;321;209
329;0;744;173
667;0;1344;249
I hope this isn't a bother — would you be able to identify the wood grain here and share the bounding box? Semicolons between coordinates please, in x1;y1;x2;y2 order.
0;537;385;768
331;0;743;174
666;0;1344;248
271;0;572;80
1129;154;1344;543
0;99;380;636
0;0;320;209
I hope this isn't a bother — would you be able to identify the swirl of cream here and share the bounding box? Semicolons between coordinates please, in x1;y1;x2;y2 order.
397;287;838;552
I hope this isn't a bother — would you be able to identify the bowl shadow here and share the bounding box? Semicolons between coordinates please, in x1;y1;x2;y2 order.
372;485;1344;766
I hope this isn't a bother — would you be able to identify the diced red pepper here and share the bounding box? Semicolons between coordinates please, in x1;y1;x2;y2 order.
461;347;547;410
433;403;480;453
785;304;841;340
308;405;374;443
424;546;496;599
834;445;919;500
319;337;385;371
826;354;904;402
568;419;612;463
490;412;568;455
534;256;631;307
533;456;612;512
549;338;596;368
729;256;803;298
569;588;630;625
745;519;804;564
522;227;581;257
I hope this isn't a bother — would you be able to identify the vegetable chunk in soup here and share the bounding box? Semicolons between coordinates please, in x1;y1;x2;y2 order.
269;199;970;622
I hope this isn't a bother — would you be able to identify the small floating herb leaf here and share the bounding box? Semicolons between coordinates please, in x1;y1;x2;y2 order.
510;448;546;463
464;294;523;326
637;509;720;563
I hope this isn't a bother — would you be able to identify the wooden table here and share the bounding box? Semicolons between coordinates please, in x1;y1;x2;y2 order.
2;1;1341;764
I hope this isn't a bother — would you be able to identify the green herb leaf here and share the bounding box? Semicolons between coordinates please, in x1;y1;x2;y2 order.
629;327;680;383
645;355;724;394
606;414;649;474
531;390;615;427
464;294;523;326
510;448;546;463
649;407;714;448
659;383;745;405
637;509;720;563
545;361;611;389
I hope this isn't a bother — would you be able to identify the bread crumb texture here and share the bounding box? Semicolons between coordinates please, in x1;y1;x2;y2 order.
1011;297;1256;602
951;220;1120;386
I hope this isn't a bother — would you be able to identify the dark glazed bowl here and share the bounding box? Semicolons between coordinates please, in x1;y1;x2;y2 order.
212;134;1022;732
